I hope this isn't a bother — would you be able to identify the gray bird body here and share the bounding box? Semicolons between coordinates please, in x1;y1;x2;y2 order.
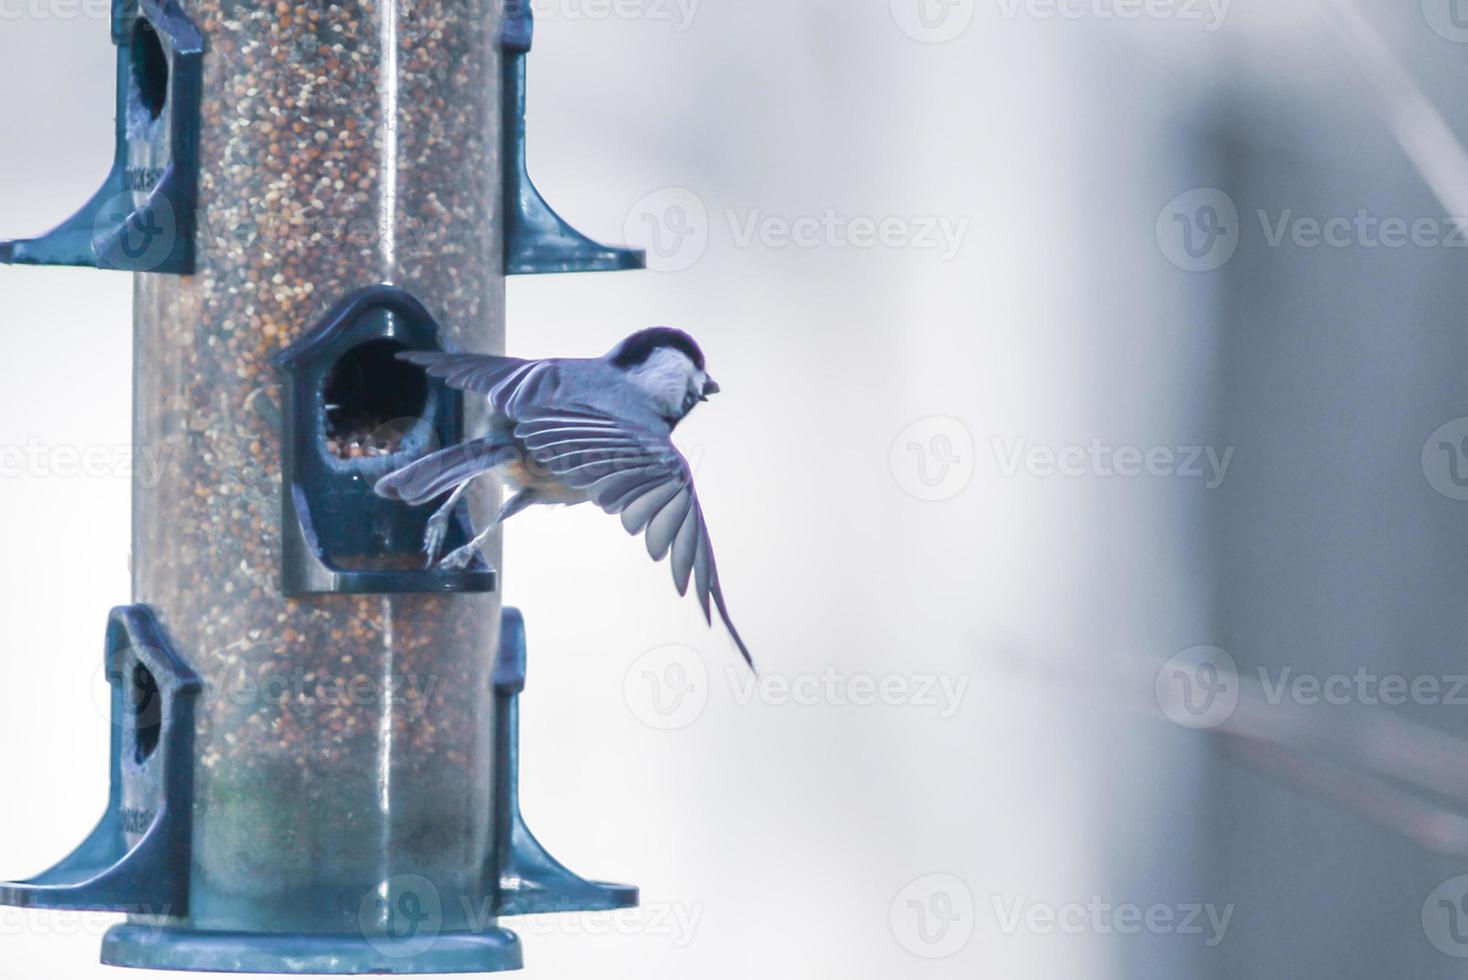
375;330;754;669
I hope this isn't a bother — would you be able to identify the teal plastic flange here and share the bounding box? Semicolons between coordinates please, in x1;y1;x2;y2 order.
500;0;646;275
0;0;202;273
490;609;639;917
0;606;199;915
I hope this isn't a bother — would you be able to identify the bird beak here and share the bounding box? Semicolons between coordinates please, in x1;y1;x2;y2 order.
702;377;721;399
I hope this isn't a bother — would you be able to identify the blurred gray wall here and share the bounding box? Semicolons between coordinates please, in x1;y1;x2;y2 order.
1202;5;1468;978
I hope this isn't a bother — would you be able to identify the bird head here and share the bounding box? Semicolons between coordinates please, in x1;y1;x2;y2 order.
608;327;720;425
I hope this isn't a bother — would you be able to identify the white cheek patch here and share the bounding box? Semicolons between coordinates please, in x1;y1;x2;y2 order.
629;349;700;417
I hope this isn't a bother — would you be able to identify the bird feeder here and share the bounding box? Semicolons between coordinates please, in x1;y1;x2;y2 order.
0;0;644;972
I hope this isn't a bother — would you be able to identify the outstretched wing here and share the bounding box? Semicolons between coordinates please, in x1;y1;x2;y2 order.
397;351;558;417
515;408;755;670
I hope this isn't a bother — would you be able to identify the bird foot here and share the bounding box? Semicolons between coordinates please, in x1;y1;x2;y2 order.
437;544;480;571
422;516;450;568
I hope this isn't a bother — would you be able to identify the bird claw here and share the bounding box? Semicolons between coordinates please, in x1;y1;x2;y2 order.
437;544;479;571
422;516;450;568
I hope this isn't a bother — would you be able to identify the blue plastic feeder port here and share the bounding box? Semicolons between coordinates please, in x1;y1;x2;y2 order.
0;0;201;273
274;286;499;596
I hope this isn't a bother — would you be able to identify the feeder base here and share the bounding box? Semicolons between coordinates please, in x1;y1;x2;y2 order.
101;923;524;974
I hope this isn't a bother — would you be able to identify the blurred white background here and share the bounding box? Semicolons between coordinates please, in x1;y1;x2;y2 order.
5;0;1468;977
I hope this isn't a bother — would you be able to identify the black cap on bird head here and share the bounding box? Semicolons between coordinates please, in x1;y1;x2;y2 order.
610;327;706;372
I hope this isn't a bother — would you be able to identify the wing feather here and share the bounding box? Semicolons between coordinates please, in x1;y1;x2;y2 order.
645;488;692;561
604;472;676;513
397;352;532;403
692;516;713;621
670;508;700;596
620;481;683;534
510;407;755;670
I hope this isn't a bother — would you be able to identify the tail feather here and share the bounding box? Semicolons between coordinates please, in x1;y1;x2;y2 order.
374;438;510;506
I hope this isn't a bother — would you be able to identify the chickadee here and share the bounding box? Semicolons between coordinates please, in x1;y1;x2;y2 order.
374;327;753;670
